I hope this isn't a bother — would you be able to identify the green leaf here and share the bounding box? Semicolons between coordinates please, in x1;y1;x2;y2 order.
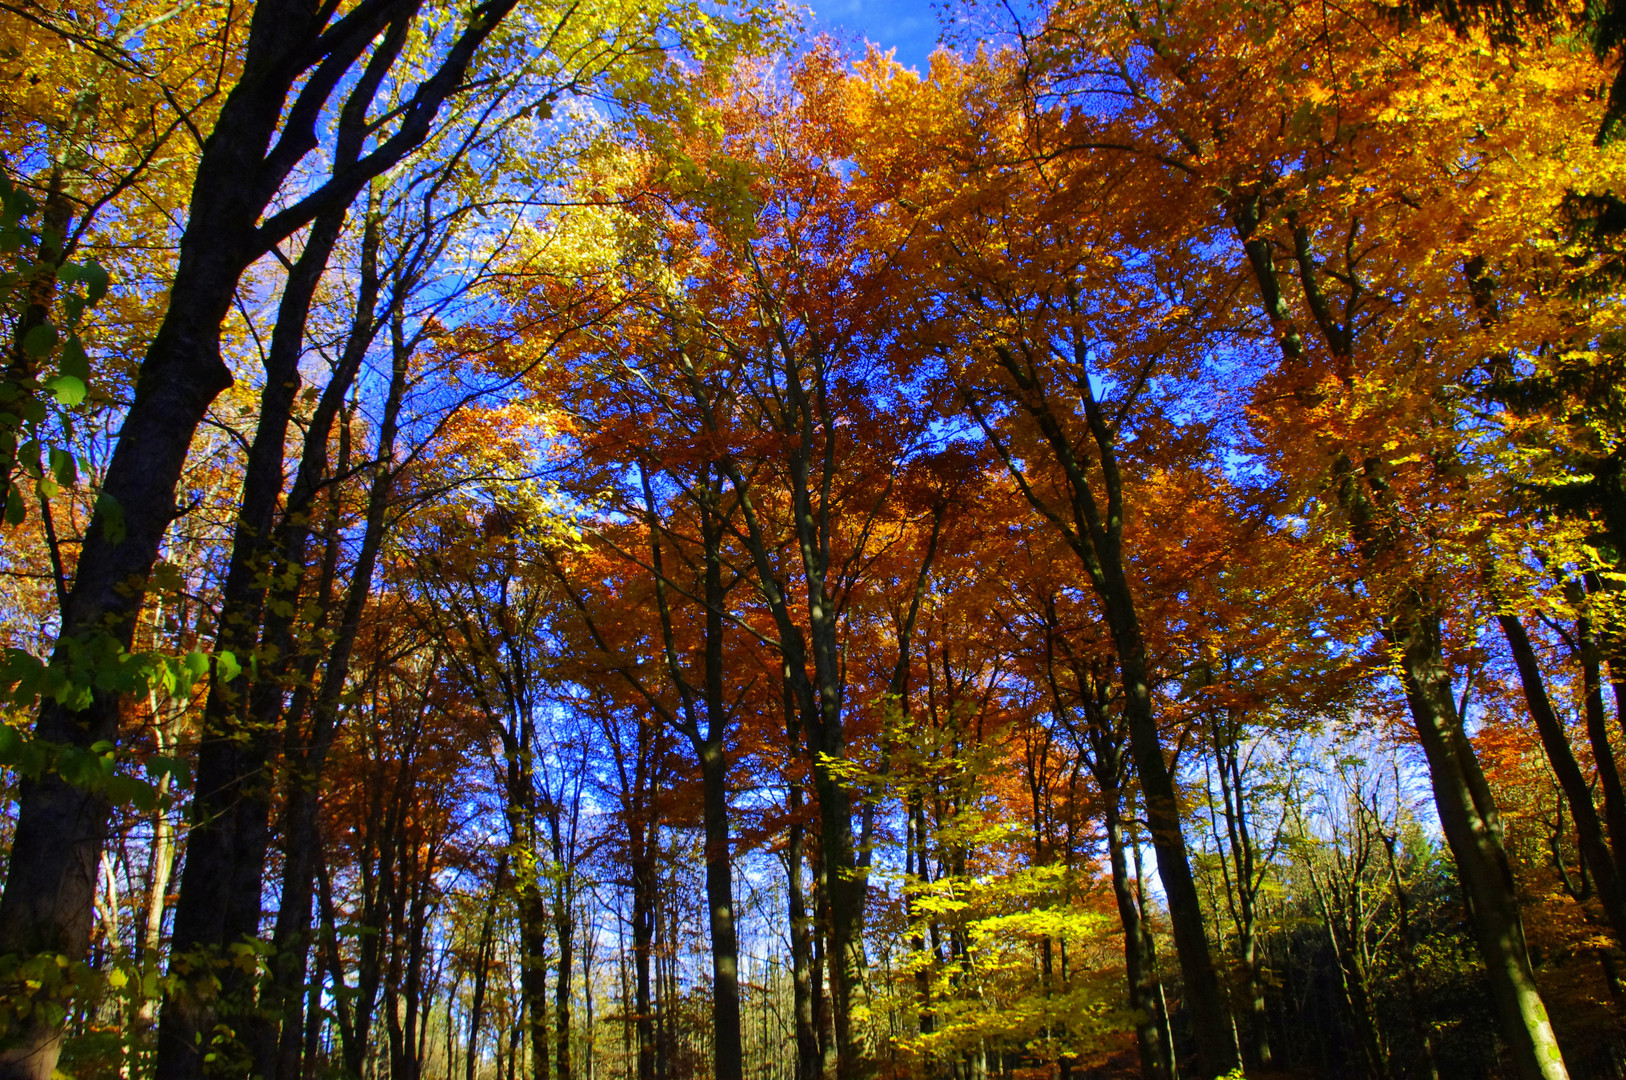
108;774;158;814
58;337;89;383
45;375;85;406
21;323;56;358
147;754;189;785
4;483;24;526
61;259;109;304
47;447;75;487
215;651;241;683
150;562;184;593
16;440;39;479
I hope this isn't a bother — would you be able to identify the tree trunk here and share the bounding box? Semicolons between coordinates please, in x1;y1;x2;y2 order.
519;881;552;1080
1392;601;1568;1080
1102;766;1173;1080
973;335;1241;1079
1499;611;1626;948
555;884;574;1080
158;199;346;1080
1577;613;1626;883
1106;596;1237;1077
466;858;505;1080
630;807;657;1080
699;741;744;1080
259;269;407;1080
1238;192;1571;1079
787;790;821;1080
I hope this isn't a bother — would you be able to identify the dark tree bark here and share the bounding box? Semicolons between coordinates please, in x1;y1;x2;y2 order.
550;812;578;1080
640;463;745;1080
960;333;1240;1079
1380;825;1441;1080
1498;610;1626;949
784;670;822;1080
631;776;658;1080
786;790;821;1080
255;300;412;1080
1234;192;1570;1080
1097;739;1175;1080
465;857;506;1080
157;196;350;1080
1208;708;1274;1071
710;377;873;1078
0;3;520;1075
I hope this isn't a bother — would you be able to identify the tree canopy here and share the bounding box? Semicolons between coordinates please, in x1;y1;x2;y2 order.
0;1;1624;1079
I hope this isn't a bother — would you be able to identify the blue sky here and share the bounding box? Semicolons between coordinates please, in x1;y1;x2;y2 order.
800;0;947;72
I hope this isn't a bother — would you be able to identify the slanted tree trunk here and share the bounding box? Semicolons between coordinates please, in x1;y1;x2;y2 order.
1576;607;1626;882
1389;598;1566;1080
1499;610;1626;949
0;3;519;1073
1100;751;1174;1080
1236;192;1571;1080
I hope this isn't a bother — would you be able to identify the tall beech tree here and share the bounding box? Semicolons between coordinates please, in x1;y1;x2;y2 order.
925;0;1626;1073
511;50;956;1077
863;63;1245;1072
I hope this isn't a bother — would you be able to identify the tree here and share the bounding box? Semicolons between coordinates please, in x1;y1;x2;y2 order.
0;2;530;1071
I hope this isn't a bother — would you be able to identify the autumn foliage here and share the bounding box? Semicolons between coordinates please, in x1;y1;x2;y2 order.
0;1;1624;1079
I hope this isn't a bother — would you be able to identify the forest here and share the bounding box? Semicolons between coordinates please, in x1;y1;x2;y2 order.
0;0;1624;1078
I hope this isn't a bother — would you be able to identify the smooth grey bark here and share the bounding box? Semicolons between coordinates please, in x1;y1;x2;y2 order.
1388;597;1567;1080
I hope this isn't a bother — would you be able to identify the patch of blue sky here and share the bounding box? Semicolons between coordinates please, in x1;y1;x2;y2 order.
798;0;948;72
